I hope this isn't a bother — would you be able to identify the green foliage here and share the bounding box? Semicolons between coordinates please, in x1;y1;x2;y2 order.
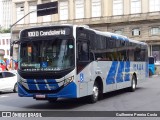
0;28;10;33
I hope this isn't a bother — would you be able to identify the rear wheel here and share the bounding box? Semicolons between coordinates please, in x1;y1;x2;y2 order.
129;76;137;92
88;82;99;103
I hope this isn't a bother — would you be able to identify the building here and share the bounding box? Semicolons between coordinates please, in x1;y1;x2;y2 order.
0;0;12;29
12;0;160;63
0;33;11;60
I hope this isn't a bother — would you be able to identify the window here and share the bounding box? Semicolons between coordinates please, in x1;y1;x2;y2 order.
131;0;141;14
42;0;51;22
2;72;15;78
7;50;9;55
0;40;1;45
132;28;140;36
2;39;5;45
60;0;68;20
92;0;101;17
75;0;84;19
29;2;37;23
6;39;9;45
149;0;160;12
152;45;160;62
78;42;89;61
151;27;159;35
115;30;123;35
113;0;123;15
16;3;24;24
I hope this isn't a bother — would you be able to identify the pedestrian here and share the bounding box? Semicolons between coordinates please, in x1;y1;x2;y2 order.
14;62;18;70
0;63;6;71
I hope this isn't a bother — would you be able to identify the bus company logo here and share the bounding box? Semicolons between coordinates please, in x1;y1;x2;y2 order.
133;64;144;71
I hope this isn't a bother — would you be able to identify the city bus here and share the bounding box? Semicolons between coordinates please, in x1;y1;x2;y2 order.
17;25;148;103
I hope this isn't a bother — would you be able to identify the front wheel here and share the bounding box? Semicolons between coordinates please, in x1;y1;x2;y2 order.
128;76;137;92
88;82;99;103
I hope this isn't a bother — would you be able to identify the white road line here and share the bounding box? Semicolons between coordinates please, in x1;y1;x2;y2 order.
0;95;9;98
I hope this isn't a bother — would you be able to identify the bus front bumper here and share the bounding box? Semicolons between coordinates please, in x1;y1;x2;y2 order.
18;82;77;99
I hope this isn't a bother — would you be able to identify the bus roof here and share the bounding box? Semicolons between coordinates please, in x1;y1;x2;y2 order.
81;26;147;46
20;24;147;46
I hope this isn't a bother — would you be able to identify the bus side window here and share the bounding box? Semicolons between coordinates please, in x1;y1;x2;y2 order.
90;52;95;61
78;42;89;61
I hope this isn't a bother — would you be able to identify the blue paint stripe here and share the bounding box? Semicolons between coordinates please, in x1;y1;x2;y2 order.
26;79;59;91
26;79;57;84
106;61;118;85
124;61;130;81
111;35;129;41
27;84;37;90
116;62;124;83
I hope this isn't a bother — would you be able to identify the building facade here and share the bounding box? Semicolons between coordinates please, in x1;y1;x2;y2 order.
0;0;12;29
11;0;160;63
0;33;11;60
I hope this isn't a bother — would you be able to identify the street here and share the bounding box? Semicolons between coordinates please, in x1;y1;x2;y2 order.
0;76;160;119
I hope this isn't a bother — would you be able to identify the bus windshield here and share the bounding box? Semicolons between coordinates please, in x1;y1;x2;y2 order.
19;38;75;71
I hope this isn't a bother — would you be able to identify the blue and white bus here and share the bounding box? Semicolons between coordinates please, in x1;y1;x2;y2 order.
17;25;148;103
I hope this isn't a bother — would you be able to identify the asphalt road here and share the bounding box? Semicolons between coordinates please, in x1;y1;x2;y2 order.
0;75;160;120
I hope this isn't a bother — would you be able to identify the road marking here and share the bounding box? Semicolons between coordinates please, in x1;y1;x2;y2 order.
0;95;9;98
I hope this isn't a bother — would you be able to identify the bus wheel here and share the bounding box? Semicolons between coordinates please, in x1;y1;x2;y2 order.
89;82;99;103
129;76;137;92
48;98;58;103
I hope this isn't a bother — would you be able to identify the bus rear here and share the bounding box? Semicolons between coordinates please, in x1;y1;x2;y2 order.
17;25;77;102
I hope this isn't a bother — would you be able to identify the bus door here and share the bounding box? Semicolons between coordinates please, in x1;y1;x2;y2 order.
77;40;94;97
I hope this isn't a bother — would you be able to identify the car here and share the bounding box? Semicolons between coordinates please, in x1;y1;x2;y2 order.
0;71;18;93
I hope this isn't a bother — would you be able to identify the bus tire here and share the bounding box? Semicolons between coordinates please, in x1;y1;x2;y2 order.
48;98;58;103
88;81;99;103
129;75;137;92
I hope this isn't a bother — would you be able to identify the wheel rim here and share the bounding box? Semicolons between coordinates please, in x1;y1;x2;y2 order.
93;85;99;100
132;79;136;89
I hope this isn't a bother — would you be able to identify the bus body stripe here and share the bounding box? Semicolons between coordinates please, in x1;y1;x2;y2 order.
124;61;130;81
116;62;124;83
27;79;37;90
106;61;118;85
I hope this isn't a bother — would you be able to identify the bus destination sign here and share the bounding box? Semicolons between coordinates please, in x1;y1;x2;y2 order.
21;27;71;38
28;29;66;37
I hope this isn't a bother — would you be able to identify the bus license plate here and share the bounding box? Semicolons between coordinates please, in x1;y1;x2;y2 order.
35;95;46;99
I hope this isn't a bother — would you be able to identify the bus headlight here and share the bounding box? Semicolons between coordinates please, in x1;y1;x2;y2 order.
64;76;74;86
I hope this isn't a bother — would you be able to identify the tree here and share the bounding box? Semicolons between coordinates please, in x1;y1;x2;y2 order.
0;28;10;33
